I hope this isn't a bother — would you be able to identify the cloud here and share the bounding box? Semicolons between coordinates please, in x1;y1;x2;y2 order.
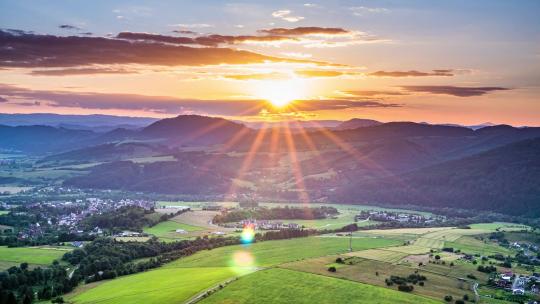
222;72;287;81
369;70;454;77
258;27;349;36
341;90;408;97
295;69;362;78
172;30;197;35
172;23;212;28
30;67;136;76
289;99;400;111
400;85;510;97
0;84;400;115
350;6;389;16
272;10;305;22
0;30;315;69
0;96;8;102
59;24;81;30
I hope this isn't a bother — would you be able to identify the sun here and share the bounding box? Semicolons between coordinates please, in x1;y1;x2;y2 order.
253;78;307;108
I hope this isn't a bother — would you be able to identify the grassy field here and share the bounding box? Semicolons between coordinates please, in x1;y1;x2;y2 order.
166;236;401;268
200;268;440;304
0;211;9;215
282;255;476;302
345;248;408;263
0;246;70;265
445;236;513;256
414;237;445;249
70;267;245;304
143;220;202;240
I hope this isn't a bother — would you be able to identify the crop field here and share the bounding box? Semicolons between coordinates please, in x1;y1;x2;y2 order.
385;244;433;254
0;186;33;194
0;211;9;215
0;245;70;265
345;248;409;263
469;222;530;231
445;236;512;256
282;255;476;302
143;220;202;240
200;268;440;304
69;267;246;304
413;237;445;249
166;236;401;268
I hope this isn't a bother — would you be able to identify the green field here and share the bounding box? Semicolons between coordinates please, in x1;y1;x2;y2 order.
0;211;9;215
70;267;245;304
346;248;408;263
143;220;202;239
0;246;69;265
200;268;440;304
445;236;513;256
166;236;401;268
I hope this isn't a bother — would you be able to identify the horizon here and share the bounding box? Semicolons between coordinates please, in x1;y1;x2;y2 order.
1;0;539;126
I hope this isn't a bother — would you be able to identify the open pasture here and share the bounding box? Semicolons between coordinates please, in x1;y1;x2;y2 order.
143;220;202;240
445;236;513;256
281;256;473;302
413;237;445;249
0;245;70;265
70;267;245;304
200;268;440;304
385;244;433;254
166;236;401;268
345;248;408;263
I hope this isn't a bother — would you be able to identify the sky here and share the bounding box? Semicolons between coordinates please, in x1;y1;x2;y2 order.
0;0;539;126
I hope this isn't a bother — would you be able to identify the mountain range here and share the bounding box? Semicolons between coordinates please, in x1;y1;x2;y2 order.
1;114;539;216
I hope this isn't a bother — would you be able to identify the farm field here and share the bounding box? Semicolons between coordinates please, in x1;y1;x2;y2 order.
166;236;401;268
0;245;70;265
445;236;513;256
200;268;440;304
345;248;408;263
281;255;477;302
69;267;247;304
413;237;445;249
143;220;203;240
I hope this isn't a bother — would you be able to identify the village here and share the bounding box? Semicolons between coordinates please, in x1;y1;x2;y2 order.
354;210;444;224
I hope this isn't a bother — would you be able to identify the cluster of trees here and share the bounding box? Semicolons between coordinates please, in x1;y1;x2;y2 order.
0;262;76;304
213;206;339;224
81;206;186;233
385;273;426;292
477;265;497;273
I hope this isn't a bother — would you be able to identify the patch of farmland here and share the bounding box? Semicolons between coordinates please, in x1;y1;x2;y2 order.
281;256;473;302
445;236;512;256
421;228;491;242
384;245;433;254
200;268;440;304
143;220;202;240
0;246;70;265
345;249;408;263
69;267;247;304
413;237;445;249
166;237;401;268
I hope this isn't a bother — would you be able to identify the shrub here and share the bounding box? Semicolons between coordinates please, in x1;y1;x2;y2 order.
398;284;414;292
335;257;344;264
327;266;337;272
444;295;453;302
455;300;465;304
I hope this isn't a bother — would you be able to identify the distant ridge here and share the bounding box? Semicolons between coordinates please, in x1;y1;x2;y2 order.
335;118;382;130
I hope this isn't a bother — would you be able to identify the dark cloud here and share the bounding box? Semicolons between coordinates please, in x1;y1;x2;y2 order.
116;31;297;47
0;30;315;69
59;24;81;30
172;30;197;35
30;67;136;76
0;84;400;115
258;27;350;36
342;90;408;97
289;99;401;111
0;96;8;102
79;32;93;36
400;85;510;97
295;69;362;78
369;70;454;77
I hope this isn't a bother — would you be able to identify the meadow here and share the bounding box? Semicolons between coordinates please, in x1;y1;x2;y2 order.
143;220;202;240
199;268;440;304
165;236;401;268
69;267;245;304
0;246;69;265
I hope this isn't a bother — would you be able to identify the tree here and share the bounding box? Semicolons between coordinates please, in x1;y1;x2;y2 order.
327;266;337;272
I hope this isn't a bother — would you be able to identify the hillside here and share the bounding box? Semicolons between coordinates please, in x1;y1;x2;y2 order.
335;137;540;216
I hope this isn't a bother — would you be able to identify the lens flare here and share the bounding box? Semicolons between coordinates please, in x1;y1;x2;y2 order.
232;250;254;267
241;223;255;244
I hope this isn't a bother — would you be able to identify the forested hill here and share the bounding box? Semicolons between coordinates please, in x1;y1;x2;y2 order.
334;137;540;216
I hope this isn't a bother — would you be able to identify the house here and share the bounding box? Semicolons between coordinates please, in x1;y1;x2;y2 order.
175;229;187;234
512;276;526;295
71;241;84;248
